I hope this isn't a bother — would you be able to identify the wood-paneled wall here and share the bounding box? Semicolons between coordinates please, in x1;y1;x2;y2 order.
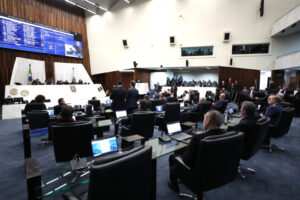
218;66;260;89
0;0;90;104
103;69;151;92
271;70;285;89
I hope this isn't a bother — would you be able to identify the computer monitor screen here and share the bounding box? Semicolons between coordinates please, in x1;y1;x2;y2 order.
88;100;101;110
228;107;234;114
91;137;118;157
167;122;181;135
155;105;163;112
258;104;261;110
180;102;184;108
48;110;54;116
116;110;127;119
106;100;112;105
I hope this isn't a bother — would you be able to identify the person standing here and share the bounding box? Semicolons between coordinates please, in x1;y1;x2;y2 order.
171;82;178;98
126;81;139;114
111;80;127;135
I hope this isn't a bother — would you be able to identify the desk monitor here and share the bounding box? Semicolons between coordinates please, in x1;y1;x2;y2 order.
106;100;112;105
116;110;127;119
48;110;54;116
180;102;184;108
88;100;101;111
91;136;118;157
155;105;163;112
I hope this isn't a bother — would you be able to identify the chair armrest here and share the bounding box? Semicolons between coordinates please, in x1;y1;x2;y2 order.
174;156;191;171
62;191;81;200
122;126;130;131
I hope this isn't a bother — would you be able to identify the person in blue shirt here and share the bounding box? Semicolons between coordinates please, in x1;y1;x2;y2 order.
260;95;282;125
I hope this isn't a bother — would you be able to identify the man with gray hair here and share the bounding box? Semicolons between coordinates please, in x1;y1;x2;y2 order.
168;110;224;192
230;101;258;144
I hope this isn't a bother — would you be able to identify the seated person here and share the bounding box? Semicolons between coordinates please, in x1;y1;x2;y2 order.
182;90;190;102
24;94;47;114
54;98;66;115
259;95;282;125
212;93;227;113
168;110;225;192
48;105;75;141
242;86;249;95
153;91;160;99
64;80;69;85
160;93;168;104
181;97;211;122
228;101;258;145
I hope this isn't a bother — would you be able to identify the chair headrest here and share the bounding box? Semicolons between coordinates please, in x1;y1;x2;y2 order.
202;131;243;143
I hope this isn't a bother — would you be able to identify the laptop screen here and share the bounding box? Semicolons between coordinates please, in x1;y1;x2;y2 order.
116;110;127;119
155;105;163;112
91;137;118;157
167;122;181;135
228;107;234;114
106;100;112;105
48;110;54;116
180;102;184;108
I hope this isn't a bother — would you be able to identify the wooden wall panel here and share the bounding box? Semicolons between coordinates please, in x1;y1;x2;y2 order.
0;0;90;104
218;67;260;89
271;70;284;89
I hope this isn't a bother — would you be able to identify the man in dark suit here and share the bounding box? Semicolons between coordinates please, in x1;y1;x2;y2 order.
24;94;47;114
229;101;258;145
212;93;228;113
126;81;139;114
54;98;67;115
168;110;224;192
186;97;212;122
220;80;227;90
260;95;282;125
111;80;127;135
252;79;259;90
154;82;162;93
171;82;178;98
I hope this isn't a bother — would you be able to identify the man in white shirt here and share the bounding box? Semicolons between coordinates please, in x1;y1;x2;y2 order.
183;90;190;102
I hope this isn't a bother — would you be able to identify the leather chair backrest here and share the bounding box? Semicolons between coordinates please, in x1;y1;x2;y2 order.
219;100;228;114
165;102;180;123
274;107;295;137
88;146;152;200
25;103;45;113
150;99;164;111
192;131;244;192
27;110;49;130
51;121;93;162
167;96;177;102
130;111;156;140
242;117;270;160
85;104;93;117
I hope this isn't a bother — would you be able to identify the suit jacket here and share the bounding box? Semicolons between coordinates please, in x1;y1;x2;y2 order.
232;115;258;145
191;101;211;114
265;104;283;125
154;84;162;92
182;128;225;167
171;86;178;97
213;99;228;113
126;87;139;110
111;86;127;111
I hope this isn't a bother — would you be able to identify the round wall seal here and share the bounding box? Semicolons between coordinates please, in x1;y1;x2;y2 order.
70;85;77;93
10;88;18;95
21;90;29;97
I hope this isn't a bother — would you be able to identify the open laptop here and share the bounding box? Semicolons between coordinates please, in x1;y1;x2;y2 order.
115;110;127;120
155;105;163;112
167;121;192;141
228;107;234;115
91;136;119;157
106;100;112;105
180;102;185;111
47;109;54;116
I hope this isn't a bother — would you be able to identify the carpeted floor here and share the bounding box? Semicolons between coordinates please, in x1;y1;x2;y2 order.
0;116;300;200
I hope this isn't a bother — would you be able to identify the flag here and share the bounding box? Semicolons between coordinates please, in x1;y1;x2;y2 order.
72;67;76;83
28;64;33;85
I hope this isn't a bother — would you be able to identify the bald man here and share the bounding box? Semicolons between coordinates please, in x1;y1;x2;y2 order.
212;93;228;113
260;95;282;125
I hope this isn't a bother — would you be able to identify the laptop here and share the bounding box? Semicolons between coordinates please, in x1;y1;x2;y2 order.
228;107;234;115
167;121;192;141
106;100;112;105
91;136;119;157
155;105;163;112
48;109;54;116
115;110;127;120
180;102;184;111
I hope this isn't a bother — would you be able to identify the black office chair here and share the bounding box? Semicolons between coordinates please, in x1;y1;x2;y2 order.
27;110;50;130
167;96;177;102
51;121;93;162
24;103;46;114
188;102;212;124
165;102;181;123
121;111;156;140
238;117;270;179
62;146;153;200
173;131;244;200
266;107;295;152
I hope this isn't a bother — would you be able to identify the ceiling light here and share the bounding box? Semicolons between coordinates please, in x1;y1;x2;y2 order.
98;5;108;11
65;0;76;6
85;0;96;6
124;0;130;3
76;4;86;10
87;9;96;14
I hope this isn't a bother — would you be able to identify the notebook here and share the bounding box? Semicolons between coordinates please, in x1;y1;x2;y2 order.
167;121;192;141
91;136;119;157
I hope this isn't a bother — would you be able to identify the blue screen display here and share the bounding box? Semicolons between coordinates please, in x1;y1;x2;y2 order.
0;14;83;58
92;137;118;157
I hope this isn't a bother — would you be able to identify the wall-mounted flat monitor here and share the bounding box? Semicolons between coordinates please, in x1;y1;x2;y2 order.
0;13;83;58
